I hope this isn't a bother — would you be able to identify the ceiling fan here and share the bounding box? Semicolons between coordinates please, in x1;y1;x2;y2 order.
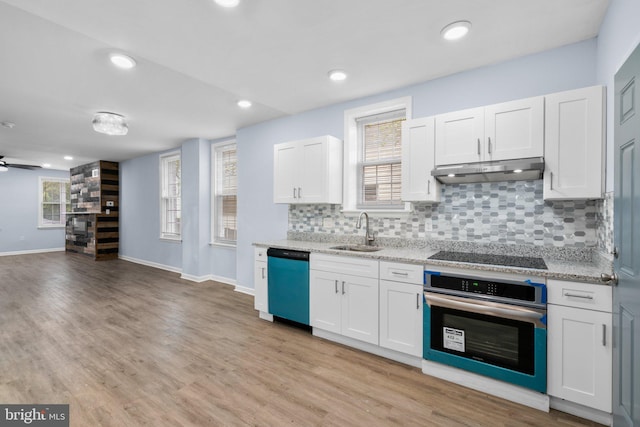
0;155;42;171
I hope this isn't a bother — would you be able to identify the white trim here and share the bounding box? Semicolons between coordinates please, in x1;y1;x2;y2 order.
550;397;612;426
259;311;274;322
421;359;550;412
211;139;237;245
180;273;211;283
313;328;422;368
159;237;182;243
0;247;64;257
209;241;236;249
118;254;182;274
210;274;237;287
38;176;70;228
159;150;182;240
234;284;254;295
343;96;412;213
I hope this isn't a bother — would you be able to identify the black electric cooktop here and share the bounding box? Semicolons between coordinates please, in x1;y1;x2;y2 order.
428;251;548;270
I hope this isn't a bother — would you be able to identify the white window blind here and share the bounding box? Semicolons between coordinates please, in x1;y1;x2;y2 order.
160;152;181;240
213;143;237;244
38;177;70;228
357;109;405;208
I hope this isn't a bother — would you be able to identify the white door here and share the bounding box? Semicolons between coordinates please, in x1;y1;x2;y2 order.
485;96;544;161
401;117;440;202
298;137;326;202
547;305;612;412
435;107;484;165
309;270;341;334
613;41;640;427
273;142;298;203
544;86;605;200
379;280;423;356
253;260;268;312
341;274;379;345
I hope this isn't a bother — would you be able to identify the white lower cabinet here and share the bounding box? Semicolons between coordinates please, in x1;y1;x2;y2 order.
547;279;612;413
310;254;379;345
253;248;268;313
379;279;423;356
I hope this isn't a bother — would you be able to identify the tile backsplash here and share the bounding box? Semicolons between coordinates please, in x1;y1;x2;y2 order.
288;180;614;252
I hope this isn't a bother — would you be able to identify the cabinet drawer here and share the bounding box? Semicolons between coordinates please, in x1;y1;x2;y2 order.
310;253;378;278
379;261;423;284
255;247;267;261
547;279;612;312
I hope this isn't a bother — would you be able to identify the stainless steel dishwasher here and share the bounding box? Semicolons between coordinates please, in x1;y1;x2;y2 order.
267;248;310;325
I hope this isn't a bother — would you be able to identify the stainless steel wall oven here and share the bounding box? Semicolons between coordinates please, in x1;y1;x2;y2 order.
423;268;547;393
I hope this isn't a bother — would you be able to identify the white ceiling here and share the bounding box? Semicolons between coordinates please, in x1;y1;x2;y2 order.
0;0;610;171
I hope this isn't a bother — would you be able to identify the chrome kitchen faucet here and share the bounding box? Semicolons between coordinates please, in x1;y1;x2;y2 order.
356;211;376;246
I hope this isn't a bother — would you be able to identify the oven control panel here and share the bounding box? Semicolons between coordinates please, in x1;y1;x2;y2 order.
425;273;543;305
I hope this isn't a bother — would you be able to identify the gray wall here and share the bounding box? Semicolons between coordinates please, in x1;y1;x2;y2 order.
235;39;599;290
0;167;70;254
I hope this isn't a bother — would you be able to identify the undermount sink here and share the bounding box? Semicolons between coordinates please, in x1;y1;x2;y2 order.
330;244;383;253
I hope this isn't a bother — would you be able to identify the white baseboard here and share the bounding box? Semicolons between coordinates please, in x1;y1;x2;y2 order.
234;285;254;295
0;247;65;257
550;397;612;426
180;273;211;283
259;311;273;322
313;328;422;368
422;360;550;412
118;254;182;274
210;274;236;287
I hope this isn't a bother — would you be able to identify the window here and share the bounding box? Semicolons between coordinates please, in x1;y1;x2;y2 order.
358;110;405;208
212;142;237;245
38;177;70;228
160;152;181;240
343;97;411;213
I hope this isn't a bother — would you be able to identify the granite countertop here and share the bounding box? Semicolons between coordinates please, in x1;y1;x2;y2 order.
254;234;613;285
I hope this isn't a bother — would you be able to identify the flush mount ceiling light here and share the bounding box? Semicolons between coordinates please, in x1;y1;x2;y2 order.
441;20;471;41
215;0;239;7
109;53;137;69
328;69;347;81
92;112;128;136
237;99;252;108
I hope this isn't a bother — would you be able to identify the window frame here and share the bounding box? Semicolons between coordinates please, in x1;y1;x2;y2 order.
38;176;70;229
343;96;412;215
211;140;238;247
159;151;182;241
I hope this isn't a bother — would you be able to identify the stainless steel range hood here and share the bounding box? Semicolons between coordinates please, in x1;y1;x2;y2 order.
431;157;545;184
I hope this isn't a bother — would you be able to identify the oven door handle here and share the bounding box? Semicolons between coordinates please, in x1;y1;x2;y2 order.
424;292;547;329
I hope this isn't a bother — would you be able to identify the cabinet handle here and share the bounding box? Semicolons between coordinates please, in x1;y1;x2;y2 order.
549;172;553;191
261;267;265;279
341;281;345;295
563;292;594;300
293;187;297;199
392;271;409;276
602;324;607;346
487;137;492;154
427;179;431;195
416;293;420;309
477;138;481;155
298;187;302;198
335;279;338;294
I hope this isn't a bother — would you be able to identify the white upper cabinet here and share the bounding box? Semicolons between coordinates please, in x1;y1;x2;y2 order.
401;117;440;202
543;85;605;200
435;96;544;166
273;135;343;204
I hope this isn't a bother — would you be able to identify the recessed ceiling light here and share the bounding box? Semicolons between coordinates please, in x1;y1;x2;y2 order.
109;53;137;69
447;173;456;177
328;69;347;81
64;156;73;161
441;20;471;41
215;0;239;7
513;169;523;173
42;163;51;168
237;100;252;108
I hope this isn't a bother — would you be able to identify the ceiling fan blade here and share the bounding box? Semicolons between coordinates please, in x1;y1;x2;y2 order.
8;163;42;170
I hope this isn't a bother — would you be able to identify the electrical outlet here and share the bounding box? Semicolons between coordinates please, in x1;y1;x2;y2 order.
424;218;433;232
106;209;110;215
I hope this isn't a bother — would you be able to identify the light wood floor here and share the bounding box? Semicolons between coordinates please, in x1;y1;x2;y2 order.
0;253;601;426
